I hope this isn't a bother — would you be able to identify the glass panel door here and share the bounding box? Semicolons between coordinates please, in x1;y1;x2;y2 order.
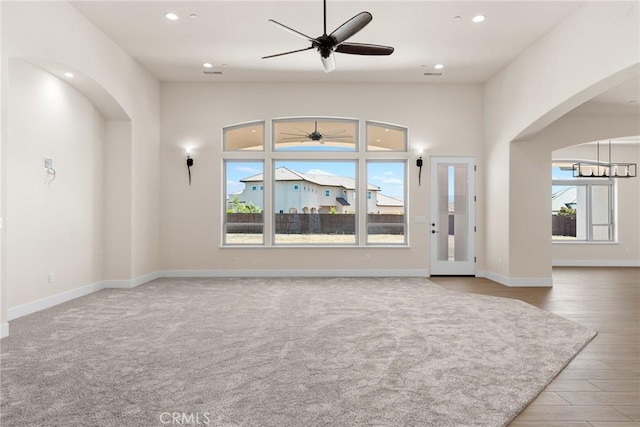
430;157;475;275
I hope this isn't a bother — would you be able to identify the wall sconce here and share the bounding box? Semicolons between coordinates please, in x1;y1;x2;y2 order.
186;149;194;185
416;156;423;186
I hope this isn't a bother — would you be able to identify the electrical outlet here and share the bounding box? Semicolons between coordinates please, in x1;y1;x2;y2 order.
48;273;55;284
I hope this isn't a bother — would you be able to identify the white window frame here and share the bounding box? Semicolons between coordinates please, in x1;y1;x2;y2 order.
222;117;409;247
552;178;615;243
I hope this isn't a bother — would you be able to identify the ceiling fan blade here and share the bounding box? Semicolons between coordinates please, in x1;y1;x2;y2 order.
335;42;394;56
262;46;314;59
268;19;318;43
280;132;311;137
321;53;335;73
329;12;372;44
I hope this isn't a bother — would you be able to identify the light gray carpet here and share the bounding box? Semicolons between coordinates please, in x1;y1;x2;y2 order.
1;277;595;426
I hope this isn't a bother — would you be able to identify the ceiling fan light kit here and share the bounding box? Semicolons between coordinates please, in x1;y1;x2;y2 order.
263;0;394;73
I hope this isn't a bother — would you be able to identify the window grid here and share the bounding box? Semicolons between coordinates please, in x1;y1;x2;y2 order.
223;118;408;247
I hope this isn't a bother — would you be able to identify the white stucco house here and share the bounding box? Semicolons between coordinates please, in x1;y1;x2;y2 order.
234;167;403;214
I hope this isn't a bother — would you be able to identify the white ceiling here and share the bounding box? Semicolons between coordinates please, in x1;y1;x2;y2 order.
69;0;638;116
71;0;585;83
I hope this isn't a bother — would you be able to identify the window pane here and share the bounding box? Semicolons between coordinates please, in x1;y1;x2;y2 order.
225;161;264;244
591;185;611;224
366;161;406;244
224;122;264;151
273;118;357;152
274;161;356;244
552;185;578;240
592;225;611;241
366;122;407;151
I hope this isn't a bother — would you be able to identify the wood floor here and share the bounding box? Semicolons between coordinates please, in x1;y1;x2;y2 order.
430;267;640;427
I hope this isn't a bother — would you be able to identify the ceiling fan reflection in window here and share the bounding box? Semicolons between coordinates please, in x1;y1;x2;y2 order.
280;121;352;144
262;0;394;73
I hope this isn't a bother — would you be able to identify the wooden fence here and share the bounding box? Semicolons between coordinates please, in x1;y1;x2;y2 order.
226;213;404;234
552;215;576;237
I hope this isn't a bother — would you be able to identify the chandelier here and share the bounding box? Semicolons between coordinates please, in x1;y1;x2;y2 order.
573;140;637;178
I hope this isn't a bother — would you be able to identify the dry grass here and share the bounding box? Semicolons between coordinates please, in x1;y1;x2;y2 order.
225;233;405;245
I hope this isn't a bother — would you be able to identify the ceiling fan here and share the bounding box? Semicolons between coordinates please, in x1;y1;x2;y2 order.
280;121;352;144
262;0;394;73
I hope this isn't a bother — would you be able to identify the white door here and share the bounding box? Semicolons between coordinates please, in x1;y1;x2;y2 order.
430;157;476;275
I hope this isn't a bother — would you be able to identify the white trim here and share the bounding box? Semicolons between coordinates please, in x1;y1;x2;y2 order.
6;272;161;322
103;271;162;289
161;269;429;278
1;323;9;339
553;259;640;267
7;281;103;321
3;269;430;326
476;270;553;287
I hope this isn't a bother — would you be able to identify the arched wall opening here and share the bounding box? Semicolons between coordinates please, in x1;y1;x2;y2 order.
3;58;133;318
508;73;640;280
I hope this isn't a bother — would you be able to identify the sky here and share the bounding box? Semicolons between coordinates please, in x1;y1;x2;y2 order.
226;160;405;200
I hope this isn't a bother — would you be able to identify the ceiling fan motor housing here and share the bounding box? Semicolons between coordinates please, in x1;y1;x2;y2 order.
314;35;336;58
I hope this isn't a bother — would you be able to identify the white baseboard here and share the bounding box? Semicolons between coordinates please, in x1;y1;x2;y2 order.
7;281;104;321
476;270;553;287
1;322;9;339
553;259;640;267
161;269;430;278
5;272;161;326
103;271;162;289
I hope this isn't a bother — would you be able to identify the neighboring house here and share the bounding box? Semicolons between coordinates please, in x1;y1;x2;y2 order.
233;166;402;214
552;186;577;214
375;193;404;214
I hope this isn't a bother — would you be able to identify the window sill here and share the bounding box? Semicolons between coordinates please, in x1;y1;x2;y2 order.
552;240;618;245
221;244;410;249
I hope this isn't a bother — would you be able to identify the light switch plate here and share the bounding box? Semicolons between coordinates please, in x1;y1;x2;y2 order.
44;157;54;170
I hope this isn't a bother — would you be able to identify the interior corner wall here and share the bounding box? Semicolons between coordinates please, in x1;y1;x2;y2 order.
484;1;639;284
159;82;484;275
6;61;106;309
105;120;133;280
1;0;160;312
508;141;552;279
0;3;7;337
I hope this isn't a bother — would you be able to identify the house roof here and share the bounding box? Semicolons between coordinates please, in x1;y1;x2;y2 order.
376;193;404;207
242;166;380;191
552;186;577;213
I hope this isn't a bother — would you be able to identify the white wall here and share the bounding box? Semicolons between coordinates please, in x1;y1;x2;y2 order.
6;61;106;308
0;3;6;337
484;1;639;284
160;83;484;274
1;1;160;328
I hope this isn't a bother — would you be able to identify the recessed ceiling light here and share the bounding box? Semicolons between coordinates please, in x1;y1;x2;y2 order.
434;64;444;70
629;100;638;103
454;15;462;20
251;129;257;133
376;139;381;142
189;14;198;19
164;12;179;21
203;63;213;68
384;129;390;132
64;72;74;78
472;15;486;23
